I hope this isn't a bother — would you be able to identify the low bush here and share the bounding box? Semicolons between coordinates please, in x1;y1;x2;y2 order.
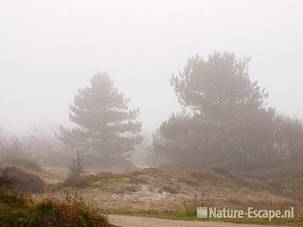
62;176;91;188
62;172;119;188
0;189;115;227
0;167;45;193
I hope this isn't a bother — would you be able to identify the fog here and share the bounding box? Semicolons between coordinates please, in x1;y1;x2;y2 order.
1;0;303;134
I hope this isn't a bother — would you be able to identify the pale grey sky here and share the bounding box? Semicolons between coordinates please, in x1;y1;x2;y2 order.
0;0;303;134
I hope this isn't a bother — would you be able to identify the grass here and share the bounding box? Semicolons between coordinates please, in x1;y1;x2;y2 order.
52;167;303;226
59;168;236;191
0;189;116;227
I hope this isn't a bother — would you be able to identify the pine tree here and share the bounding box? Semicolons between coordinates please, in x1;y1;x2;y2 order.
59;73;142;166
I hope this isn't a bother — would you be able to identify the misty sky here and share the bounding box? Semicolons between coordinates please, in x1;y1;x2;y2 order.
1;0;303;134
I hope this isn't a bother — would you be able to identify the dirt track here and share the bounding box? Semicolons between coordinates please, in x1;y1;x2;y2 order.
109;215;288;227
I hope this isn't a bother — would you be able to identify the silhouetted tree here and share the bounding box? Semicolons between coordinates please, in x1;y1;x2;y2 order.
59;73;142;169
171;52;268;122
153;52;303;170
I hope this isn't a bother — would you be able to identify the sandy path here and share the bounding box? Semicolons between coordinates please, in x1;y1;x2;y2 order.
109;215;287;227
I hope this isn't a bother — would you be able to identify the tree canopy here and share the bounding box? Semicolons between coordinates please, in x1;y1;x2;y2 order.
153;52;303;170
59;73;142;164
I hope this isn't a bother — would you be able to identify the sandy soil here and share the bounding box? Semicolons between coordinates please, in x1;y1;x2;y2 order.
109;215;288;227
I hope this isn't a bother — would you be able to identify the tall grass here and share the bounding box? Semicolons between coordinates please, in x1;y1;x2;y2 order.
0;189;115;227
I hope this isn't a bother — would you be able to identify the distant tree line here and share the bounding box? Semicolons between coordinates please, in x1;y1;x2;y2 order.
4;51;300;174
